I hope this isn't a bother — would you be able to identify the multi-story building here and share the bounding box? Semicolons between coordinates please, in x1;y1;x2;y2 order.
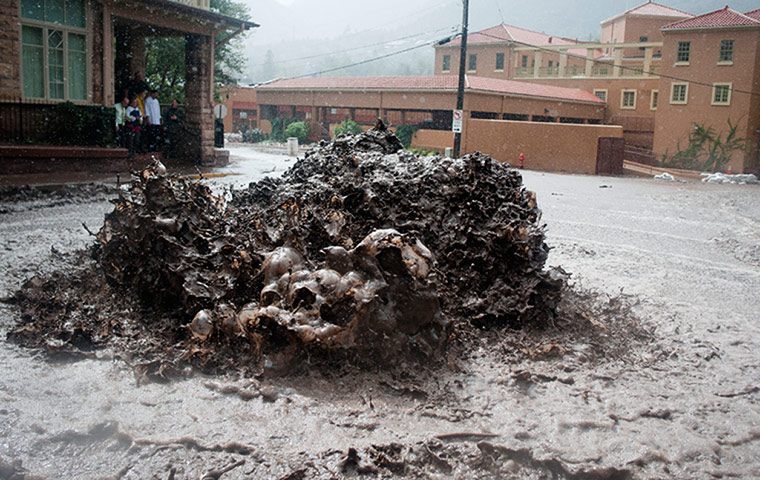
431;2;759;173
654;7;760;173
0;0;256;168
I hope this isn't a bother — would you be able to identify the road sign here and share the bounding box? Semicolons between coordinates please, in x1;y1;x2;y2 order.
214;104;228;119
452;109;463;133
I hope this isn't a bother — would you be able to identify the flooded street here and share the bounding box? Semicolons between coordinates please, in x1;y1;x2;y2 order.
1;146;759;479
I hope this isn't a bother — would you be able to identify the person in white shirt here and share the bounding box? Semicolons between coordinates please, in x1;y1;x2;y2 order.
144;89;162;152
114;96;129;147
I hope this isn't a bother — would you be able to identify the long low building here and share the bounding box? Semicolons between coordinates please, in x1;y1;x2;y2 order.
251;75;625;175
255;75;607;133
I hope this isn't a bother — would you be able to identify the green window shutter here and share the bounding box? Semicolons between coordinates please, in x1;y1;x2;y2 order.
22;26;45;98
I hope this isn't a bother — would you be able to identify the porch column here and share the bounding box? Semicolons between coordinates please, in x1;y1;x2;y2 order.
643;46;653;76
613;47;623;77
183;33;215;165
101;6;114;106
558;49;567;78
585;48;594;77
533;51;542;78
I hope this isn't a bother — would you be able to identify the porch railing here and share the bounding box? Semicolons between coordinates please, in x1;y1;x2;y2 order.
173;0;210;10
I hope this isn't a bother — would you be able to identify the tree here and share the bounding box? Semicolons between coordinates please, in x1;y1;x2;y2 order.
144;0;250;101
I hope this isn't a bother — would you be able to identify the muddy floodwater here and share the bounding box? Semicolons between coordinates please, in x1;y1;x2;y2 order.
1;149;759;479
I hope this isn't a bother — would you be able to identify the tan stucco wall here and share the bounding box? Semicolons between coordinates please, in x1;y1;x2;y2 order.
219;85;257;132
653;27;760;173
463;118;623;174
410;129;454;152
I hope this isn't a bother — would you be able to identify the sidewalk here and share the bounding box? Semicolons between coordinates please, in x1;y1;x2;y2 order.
0;145;296;187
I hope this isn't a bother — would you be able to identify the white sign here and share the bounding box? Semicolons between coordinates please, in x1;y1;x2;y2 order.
214;104;228;119
452;109;463;133
239;111;247;119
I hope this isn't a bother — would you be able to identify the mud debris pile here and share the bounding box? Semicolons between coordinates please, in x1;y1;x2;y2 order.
13;125;566;369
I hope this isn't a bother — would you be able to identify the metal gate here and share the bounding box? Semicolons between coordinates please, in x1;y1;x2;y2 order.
596;137;625;175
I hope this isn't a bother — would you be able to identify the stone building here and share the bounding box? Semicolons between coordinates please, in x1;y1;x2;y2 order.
0;0;256;167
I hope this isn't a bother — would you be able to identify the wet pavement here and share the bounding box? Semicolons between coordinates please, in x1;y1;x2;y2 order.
1;147;759;479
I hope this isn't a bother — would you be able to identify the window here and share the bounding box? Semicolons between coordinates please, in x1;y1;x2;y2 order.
442;55;451;72
639;36;648;51
20;0;88;101
650;90;659;110
670;82;688;104
712;83;732;105
593;89;607;102
719;40;734;63
548;60;554;67
521;55;528;68
621;89;637;109
495;53;505;71
468;54;477;72
676;41;690;63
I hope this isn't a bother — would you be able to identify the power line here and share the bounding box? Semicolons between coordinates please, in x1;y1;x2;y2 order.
283;39;441;80
250;26;457;67
475;31;760;98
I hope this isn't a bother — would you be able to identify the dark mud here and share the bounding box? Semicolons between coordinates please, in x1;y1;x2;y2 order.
9;127;575;378
2;139;759;479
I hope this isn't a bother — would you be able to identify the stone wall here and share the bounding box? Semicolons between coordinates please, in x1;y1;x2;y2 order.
0;0;21;101
182;33;216;165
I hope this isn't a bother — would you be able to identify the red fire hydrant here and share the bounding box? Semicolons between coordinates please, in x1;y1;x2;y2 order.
519;153;525;169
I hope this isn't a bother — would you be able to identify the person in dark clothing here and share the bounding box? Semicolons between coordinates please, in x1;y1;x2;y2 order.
163;99;184;159
128;71;150;99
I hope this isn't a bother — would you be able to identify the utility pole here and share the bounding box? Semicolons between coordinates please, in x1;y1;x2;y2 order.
453;0;469;158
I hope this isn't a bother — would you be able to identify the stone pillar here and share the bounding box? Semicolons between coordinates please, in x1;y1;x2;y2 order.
643;46;653;76
101;6;114;106
585;48;594;77
0;0;21;100
183;33;215;165
558;49;567;78
533;51;542;78
613;47;623;77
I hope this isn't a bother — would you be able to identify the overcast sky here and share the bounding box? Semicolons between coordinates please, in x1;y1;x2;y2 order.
240;0;760;43
236;0;759;82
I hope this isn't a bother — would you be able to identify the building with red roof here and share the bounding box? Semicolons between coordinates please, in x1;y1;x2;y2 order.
653;6;760;173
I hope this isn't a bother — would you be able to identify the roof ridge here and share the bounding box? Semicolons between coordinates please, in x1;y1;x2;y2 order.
663;5;760;29
602;1;693;25
501;23;514;42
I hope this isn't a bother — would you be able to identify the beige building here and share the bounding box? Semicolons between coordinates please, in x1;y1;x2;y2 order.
653;7;760;173
0;0;256;167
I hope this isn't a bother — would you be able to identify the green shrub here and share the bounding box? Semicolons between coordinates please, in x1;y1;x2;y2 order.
242;128;265;143
409;148;438;157
661;119;747;172
284;121;309;144
395;124;419;148
270;117;300;142
334;119;362;137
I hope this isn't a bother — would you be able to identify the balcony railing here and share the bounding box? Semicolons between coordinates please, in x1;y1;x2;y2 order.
511;41;663;80
174;0;210;9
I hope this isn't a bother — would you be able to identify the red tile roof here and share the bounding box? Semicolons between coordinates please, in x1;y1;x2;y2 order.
744;9;760;21
602;1;692;24
439;23;581;48
662;6;760;29
256;75;605;104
